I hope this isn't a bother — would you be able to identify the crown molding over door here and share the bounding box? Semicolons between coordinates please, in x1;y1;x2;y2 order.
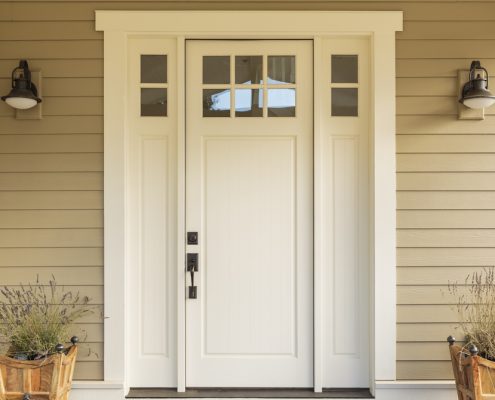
96;10;403;395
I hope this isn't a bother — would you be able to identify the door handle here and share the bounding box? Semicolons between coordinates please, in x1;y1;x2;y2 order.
187;253;198;299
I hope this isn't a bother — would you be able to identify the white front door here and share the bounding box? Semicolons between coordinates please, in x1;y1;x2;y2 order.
185;40;314;388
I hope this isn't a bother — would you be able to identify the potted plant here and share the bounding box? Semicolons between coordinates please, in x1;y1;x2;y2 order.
447;268;495;399
0;277;93;400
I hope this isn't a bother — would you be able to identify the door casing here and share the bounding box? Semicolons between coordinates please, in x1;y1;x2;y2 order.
96;10;403;394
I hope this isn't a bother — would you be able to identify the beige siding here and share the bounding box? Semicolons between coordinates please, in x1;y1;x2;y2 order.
0;0;493;382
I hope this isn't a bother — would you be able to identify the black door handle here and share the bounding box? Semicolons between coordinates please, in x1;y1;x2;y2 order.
187;253;198;299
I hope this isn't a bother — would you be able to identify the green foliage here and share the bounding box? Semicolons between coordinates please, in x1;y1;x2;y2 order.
449;267;495;360
0;277;93;359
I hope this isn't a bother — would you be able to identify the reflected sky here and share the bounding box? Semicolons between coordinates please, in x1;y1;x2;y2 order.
208;85;295;112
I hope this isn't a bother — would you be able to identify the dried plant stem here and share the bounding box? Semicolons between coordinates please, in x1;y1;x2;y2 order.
0;276;93;359
449;267;495;360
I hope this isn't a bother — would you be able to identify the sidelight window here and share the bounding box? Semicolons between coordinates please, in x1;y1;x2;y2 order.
330;54;358;117
140;54;168;117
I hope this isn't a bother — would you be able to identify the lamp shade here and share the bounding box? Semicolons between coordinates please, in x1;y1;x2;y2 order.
1;60;41;110
460;61;495;110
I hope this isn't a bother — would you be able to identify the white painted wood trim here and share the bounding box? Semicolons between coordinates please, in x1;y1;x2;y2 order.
176;35;186;393
313;35;323;394
372;32;398;381
97;10;403;390
70;382;125;400
69;381;457;400
375;381;456;400
72;381;124;390
95;11;403;34
376;380;456;389
102;30;127;388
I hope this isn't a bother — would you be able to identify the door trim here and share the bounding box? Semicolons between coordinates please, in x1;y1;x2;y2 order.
96;10;403;395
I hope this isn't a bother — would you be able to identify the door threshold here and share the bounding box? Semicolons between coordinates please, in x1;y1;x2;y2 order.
126;388;373;399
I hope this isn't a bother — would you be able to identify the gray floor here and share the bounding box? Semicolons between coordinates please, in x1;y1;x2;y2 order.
127;388;373;399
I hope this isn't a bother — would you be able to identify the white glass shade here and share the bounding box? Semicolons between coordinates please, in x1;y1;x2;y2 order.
5;96;38;110
463;96;495;110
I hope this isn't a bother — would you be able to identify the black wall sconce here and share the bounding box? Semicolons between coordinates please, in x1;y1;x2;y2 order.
458;61;495;120
1;60;42;110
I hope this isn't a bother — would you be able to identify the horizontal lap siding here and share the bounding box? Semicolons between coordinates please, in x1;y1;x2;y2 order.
393;1;495;381
0;3;105;381
0;0;492;382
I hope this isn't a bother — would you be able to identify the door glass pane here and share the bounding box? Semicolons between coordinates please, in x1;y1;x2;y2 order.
235;89;263;117
268;56;295;84
203;89;231;117
267;88;295;117
203;56;230;84
331;55;358;83
141;88;167;116
235;56;263;84
141;55;167;83
332;88;358;116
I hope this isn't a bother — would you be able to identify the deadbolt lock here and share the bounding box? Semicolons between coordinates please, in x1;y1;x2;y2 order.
187;231;198;245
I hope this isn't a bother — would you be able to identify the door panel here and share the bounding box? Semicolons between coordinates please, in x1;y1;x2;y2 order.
203;137;297;356
320;37;370;388
127;37;177;387
185;40;313;387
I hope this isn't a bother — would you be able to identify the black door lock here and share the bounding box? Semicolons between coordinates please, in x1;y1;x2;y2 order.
187;232;198;245
187;253;198;298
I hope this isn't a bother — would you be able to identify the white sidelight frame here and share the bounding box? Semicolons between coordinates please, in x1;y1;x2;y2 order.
96;10;402;396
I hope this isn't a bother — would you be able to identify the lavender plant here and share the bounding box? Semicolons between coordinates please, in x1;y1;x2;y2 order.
0;277;93;359
449;267;495;360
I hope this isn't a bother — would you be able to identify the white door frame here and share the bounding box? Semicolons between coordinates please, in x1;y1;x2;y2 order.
96;10;403;394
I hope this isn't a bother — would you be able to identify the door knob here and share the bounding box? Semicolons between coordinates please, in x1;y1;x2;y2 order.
187;253;198;299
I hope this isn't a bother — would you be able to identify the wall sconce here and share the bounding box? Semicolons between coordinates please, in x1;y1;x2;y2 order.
460;61;495;109
1;60;42;110
458;61;495;120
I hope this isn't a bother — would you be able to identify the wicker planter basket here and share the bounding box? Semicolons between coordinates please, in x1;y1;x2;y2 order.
0;341;78;400
448;336;495;400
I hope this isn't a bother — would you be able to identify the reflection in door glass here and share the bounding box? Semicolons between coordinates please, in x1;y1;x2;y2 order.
203;89;231;117
235;89;263;117
141;88;167;116
268;56;295;84
331;88;358;116
267;89;295;117
235;56;263;84
141;55;167;83
331;55;358;83
203;56;230;84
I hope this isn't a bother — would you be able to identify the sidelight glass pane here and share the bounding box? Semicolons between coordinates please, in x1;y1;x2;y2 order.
141;55;167;83
331;88;358;116
203;56;230;84
268;56;295;84
203;89;231;117
331;55;358;83
235;89;263;117
235;56;263;84
267;88;295;117
141;88;167;116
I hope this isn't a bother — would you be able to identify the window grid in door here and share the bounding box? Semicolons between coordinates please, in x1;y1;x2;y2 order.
330;54;359;117
140;54;168;117
202;54;296;118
